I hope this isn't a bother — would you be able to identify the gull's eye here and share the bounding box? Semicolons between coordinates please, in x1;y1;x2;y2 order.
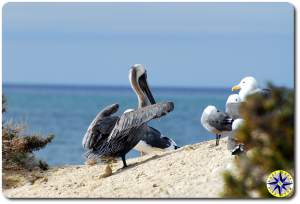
243;81;245;84
217;110;220;112
235;99;238;102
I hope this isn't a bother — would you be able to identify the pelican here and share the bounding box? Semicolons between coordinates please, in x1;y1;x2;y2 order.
125;108;179;155
201;105;234;146
129;65;179;155
82;64;175;172
129;64;156;108
231;76;271;101
82;102;174;169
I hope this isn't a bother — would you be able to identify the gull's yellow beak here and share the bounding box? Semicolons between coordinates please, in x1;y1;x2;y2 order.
232;85;241;91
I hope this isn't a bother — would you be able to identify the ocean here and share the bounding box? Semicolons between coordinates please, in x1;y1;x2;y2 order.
3;84;232;165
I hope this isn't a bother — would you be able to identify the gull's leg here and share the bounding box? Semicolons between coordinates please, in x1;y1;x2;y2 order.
216;134;220;146
140;151;145;156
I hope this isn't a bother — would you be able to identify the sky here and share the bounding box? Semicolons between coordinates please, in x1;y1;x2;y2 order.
3;2;294;88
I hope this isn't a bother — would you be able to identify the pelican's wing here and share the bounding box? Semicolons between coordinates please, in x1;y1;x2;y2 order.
208;112;233;132
143;126;173;149
108;102;174;141
82;104;119;150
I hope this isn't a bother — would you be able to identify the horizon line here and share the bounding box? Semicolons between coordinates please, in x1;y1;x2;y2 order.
2;82;231;91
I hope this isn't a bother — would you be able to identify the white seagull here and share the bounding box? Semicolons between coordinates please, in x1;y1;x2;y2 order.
231;76;271;101
227;119;245;153
201;105;234;146
225;94;242;119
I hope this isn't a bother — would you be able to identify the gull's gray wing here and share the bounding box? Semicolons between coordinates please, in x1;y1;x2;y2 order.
226;102;241;119
82;104;119;150
108;102;174;142
208;111;233;132
260;89;272;98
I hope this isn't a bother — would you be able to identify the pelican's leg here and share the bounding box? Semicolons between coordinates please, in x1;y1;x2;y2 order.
121;155;128;168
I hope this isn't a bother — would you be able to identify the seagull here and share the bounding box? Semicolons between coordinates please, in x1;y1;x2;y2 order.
201;105;234;146
231;76;271;101
225;94;242;119
227;118;245;155
82;102;174;170
128;64;179;155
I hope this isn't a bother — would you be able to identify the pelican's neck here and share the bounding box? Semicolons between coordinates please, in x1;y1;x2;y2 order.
137;93;149;108
129;73;149;108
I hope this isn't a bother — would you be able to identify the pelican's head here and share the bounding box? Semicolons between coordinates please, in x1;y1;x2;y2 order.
232;76;258;100
129;64;156;107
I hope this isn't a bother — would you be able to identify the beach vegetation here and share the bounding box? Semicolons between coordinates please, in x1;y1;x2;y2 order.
222;84;294;198
2;95;54;188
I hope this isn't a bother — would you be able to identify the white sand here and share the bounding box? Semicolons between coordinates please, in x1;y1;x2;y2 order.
3;138;234;198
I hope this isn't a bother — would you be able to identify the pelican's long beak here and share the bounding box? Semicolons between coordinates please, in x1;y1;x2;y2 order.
232;85;241;92
138;73;156;104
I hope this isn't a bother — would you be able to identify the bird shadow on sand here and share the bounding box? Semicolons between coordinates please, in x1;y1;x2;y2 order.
112;149;183;176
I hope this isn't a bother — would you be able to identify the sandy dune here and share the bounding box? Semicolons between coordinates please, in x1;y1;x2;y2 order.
3;138;234;198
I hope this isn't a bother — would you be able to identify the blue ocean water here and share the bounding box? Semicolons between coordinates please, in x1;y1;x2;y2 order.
3;84;232;165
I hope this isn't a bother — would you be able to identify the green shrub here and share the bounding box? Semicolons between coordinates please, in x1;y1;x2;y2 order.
222;85;294;198
2;95;54;171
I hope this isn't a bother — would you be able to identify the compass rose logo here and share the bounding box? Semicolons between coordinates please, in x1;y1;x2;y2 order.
266;170;294;198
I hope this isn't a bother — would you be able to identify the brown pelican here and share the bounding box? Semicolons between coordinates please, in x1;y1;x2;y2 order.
129;64;179;155
129;64;156;108
82;64;175;171
82;102;174;168
201;105;234;146
232;76;271;101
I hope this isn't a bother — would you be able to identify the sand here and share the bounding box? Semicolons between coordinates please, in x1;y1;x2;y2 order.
3;138;235;198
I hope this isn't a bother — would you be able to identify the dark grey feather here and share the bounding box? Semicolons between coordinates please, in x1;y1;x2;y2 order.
141;126;172;149
82;103;119;150
85;102;174;160
208;111;233;132
260;88;272;98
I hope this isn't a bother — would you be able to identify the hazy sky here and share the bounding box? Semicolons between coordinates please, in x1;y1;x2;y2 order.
3;2;294;88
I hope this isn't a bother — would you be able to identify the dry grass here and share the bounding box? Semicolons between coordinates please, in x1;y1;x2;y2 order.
2;95;54;189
